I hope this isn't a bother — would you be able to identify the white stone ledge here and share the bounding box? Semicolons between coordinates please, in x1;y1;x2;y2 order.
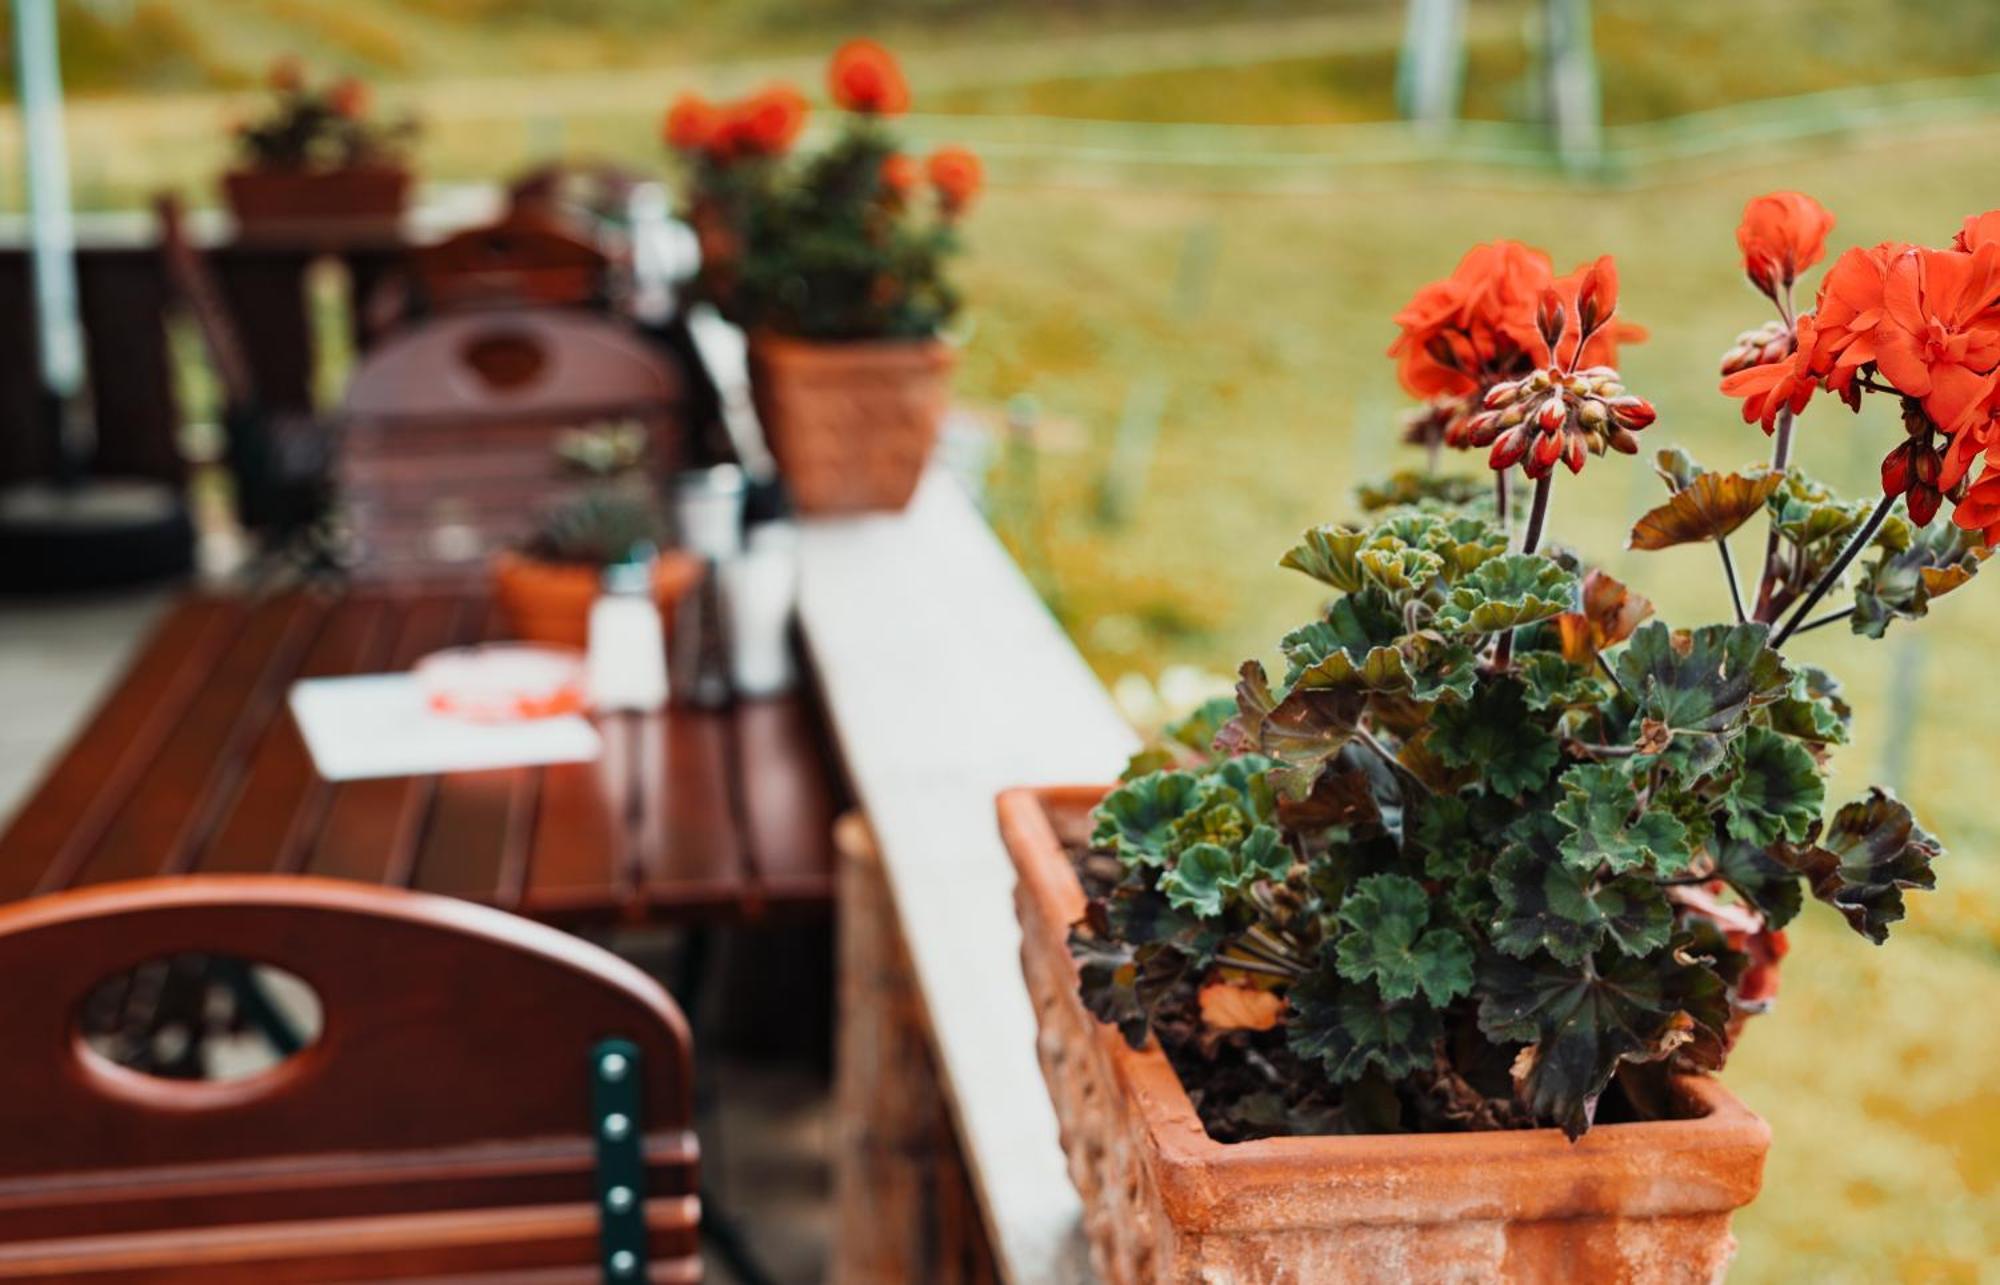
797;466;1135;1284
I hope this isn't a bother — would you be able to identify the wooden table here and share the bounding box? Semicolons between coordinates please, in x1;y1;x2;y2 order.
0;585;841;926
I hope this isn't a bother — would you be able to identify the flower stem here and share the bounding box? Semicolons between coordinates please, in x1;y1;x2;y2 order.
1494;474;1555;669
1791;605;1858;636
1751;405;1796;622
1493;467;1511;533
1716;538;1747;625
1771;493;1895;647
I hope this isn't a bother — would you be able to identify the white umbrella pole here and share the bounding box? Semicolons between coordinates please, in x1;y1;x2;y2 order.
10;0;88;477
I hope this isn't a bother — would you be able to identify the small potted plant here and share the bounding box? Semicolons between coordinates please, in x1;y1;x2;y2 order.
665;41;981;513
1000;194;1993;1281
224;55;417;232
492;424;702;649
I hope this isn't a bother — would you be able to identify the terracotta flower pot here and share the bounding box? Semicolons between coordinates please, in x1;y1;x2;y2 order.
490;550;702;650
748;333;953;515
997;784;1771;1285
222;165;410;233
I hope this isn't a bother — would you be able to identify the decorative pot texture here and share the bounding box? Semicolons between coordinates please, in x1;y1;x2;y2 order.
998;784;1772;1285
490;550;702;650
748;334;953;515
223;166;410;231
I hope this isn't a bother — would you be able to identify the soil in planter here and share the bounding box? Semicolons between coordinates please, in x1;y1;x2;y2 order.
1066;839;1660;1145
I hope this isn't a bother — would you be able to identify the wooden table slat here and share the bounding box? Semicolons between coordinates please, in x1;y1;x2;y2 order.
305;595;478;885
66;596;326;890
410;604;542;907
522;714;634;921
731;696;840;908
636;710;746;914
0;600;242;901
197;597;398;875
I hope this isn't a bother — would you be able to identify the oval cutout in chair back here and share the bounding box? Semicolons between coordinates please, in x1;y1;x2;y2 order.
78;954;323;1084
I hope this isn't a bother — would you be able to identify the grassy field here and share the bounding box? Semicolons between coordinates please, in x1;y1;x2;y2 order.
21;4;2000;1277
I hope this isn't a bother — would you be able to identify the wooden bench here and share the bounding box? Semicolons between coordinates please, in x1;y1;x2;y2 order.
0;876;699;1281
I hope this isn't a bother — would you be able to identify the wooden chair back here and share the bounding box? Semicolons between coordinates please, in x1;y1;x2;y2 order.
337;307;683;574
413;210;610;313
0;876;698;1282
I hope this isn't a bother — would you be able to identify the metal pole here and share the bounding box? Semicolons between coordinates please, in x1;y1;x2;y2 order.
1397;0;1466;132
11;0;89;471
1545;0;1603;170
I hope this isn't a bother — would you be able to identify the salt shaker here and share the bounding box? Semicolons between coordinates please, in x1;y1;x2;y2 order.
586;550;668;713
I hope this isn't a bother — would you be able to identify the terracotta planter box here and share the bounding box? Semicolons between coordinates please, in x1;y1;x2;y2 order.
490;550;702;650
748;334;953;515
223;166;410;234
998;784;1771;1285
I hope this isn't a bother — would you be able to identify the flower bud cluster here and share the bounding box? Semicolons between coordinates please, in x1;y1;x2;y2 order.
1719;320;1793;377
1462;366;1659;479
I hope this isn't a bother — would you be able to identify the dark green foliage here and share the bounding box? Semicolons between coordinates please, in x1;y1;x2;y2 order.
1783;789;1943;943
731;122;963;339
1851;519;1990;638
1070;502;1941;1145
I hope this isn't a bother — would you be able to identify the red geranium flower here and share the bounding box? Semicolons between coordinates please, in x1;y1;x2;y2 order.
1952;208;2000;252
1872;243;2000;435
1389;240;1553;402
269;54;305;95
1546;256;1648;370
1721;315;1820;434
926;146;982;214
1736;191;1835;299
879;152;918;199
327;77;370;120
1802;243;1906;403
1954;458;2000;544
663;93;724;155
829;39;910;115
720;86;809;158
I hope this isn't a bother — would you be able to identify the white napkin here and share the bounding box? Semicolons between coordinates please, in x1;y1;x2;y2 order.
288;674;601;782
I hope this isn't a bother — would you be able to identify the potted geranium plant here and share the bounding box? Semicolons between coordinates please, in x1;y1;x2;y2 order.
1000;194;1993;1281
224;56;416;232
665;41;981;513
492;424;701;649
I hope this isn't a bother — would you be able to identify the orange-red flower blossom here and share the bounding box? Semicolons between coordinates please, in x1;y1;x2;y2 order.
1952;208;2000;253
1800;243;1906;403
926;146;982;214
327;77;369;120
829;39;910;115
663;93;724;154
719;86;809;158
1389;241;1644;408
1736;191;1834;299
879;152;918;199
1721;316;1820;434
1872;243;2000;435
269;55;305;95
1954;459;2000;544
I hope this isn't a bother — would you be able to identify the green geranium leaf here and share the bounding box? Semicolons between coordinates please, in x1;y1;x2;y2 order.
1429;680;1561;798
1785;788;1942;943
1287;968;1443;1084
1517;652;1602;711
1433;555;1578;635
1279;525;1370;593
1490;844;1674;965
1653;446;1706;491
1225;661;1369;801
1764;665;1852;745
1713;836;1805;930
1852;519;1991;639
1476;943;1733;1139
1333;874;1475;1005
1721;727;1824;846
1355;470;1493;513
1552;764;1694;876
1091;770;1208;868
1165;696;1238;759
1614;621;1791;738
1159;825;1291;917
1281;590;1409;691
